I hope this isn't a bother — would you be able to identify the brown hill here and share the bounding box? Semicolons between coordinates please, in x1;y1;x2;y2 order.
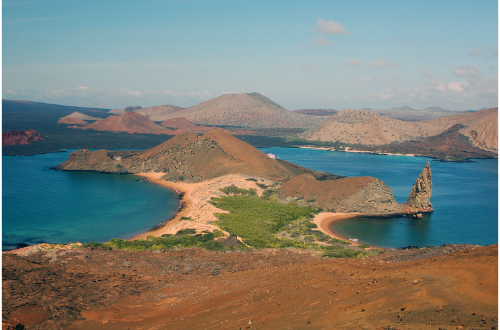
277;173;403;214
58;111;100;124
293;109;337;116
81;112;162;133
361;123;497;160
54;129;330;182
370;106;466;121
160;117;196;129
58;117;87;125
301;108;498;150
154;93;326;128
136;105;185;121
2;130;44;145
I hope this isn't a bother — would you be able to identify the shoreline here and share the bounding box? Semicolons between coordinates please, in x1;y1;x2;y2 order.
132;173;194;240
131;173;276;240
313;212;390;249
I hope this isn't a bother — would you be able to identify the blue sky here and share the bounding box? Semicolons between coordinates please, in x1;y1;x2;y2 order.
3;0;498;110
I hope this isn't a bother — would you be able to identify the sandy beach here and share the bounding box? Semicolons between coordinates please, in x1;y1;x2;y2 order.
132;172;275;240
313;212;362;245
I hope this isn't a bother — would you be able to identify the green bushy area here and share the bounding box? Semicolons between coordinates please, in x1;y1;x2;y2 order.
86;187;377;259
211;187;375;258
86;230;233;251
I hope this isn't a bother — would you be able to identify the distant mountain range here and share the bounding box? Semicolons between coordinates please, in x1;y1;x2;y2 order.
300;107;498;152
110;93;325;129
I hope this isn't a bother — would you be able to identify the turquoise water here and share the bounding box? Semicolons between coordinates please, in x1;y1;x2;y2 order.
2;151;180;251
259;148;498;248
3;148;498;250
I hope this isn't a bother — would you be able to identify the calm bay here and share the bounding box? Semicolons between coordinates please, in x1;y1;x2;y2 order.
260;147;498;248
2;147;497;250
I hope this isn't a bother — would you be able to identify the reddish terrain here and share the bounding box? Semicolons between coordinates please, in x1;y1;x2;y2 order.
2;129;44;145
3;244;497;330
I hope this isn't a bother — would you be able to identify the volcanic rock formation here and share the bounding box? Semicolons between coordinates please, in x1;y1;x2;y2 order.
2;130;44;145
54;129;333;183
407;162;433;213
277;174;402;214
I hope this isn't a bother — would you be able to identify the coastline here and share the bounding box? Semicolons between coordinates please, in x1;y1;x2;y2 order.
131;173;276;240
313;212;362;245
313;212;390;249
132;172;199;239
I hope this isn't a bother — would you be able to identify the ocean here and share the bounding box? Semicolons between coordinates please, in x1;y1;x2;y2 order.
2;147;498;250
2;151;180;251
260;147;498;248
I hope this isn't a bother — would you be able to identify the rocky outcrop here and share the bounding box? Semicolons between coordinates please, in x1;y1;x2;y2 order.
2;130;44;145
277;173;403;214
406;162;433;213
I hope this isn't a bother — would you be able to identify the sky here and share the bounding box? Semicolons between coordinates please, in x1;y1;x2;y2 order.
2;0;498;111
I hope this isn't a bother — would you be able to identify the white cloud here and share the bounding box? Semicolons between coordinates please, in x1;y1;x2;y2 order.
313;36;333;46
346;58;362;66
4;89;18;95
356;77;374;83
448;81;469;92
368;58;400;68
312;18;347;35
454;65;480;77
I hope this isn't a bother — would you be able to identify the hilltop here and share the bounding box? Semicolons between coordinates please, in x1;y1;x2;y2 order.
54;129;334;183
145;93;326;128
109;105;186;121
301;107;498;153
81;112;162;133
57;112;100;124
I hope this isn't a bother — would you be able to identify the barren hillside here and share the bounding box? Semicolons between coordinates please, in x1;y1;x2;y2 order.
54;129;329;182
154;93;326;128
301;108;498;150
82;112;162;133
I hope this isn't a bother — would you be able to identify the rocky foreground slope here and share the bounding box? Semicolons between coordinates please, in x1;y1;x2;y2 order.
3;244;497;330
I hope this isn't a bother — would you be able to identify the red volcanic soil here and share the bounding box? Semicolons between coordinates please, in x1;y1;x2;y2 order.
82;112;162;133
3;244;497;329
2;129;44;145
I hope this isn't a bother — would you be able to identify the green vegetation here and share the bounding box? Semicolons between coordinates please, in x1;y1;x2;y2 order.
86;230;235;251
85;188;379;259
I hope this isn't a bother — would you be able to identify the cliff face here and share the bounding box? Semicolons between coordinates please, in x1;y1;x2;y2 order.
2;130;44;145
407;162;433;213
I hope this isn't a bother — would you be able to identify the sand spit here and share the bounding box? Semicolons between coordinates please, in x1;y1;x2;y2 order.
133;173;395;247
132;173;276;239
